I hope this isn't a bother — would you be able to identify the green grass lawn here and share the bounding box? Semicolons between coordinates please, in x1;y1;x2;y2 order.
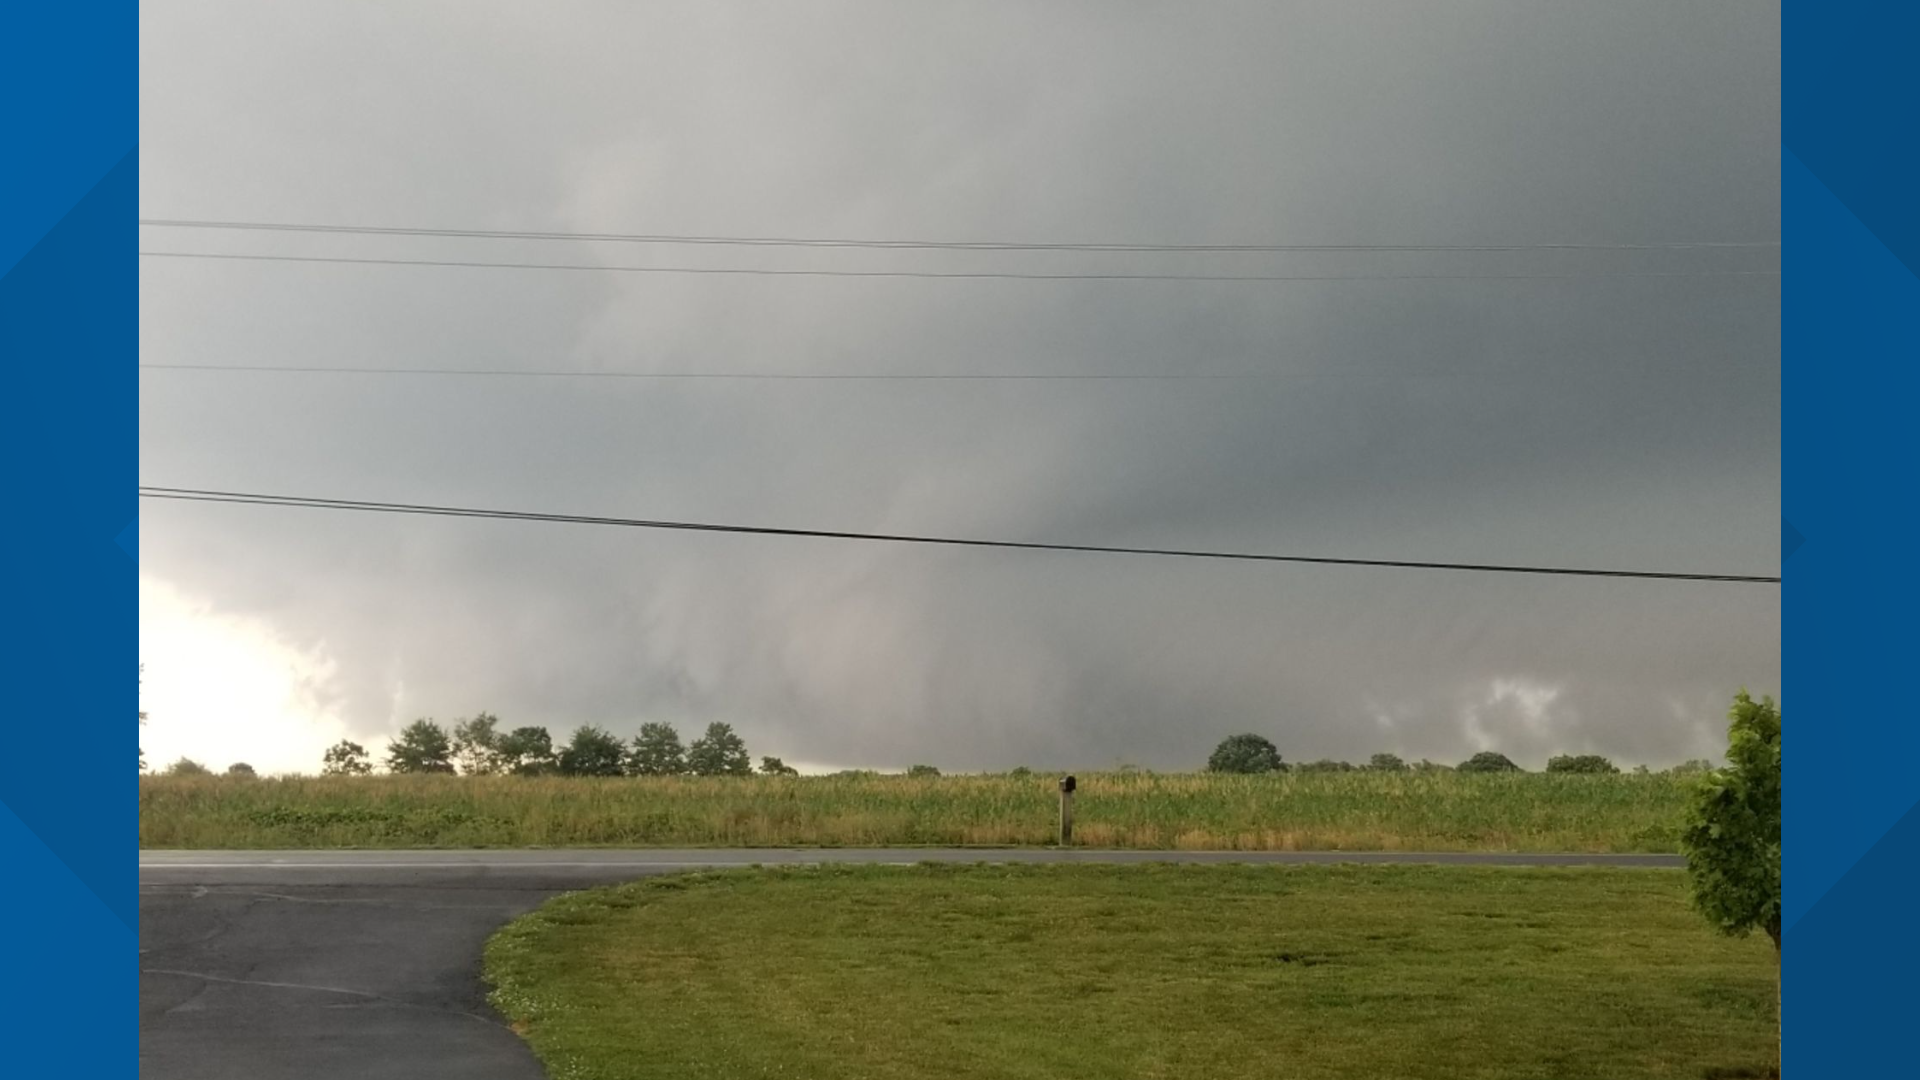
485;863;1777;1080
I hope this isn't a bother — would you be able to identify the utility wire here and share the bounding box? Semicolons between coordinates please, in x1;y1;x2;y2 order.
138;217;1783;254
139;250;1782;283
136;362;1461;382
137;486;1782;584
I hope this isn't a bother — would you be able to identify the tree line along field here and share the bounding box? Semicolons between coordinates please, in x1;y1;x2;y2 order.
138;769;1696;851
150;714;1691;781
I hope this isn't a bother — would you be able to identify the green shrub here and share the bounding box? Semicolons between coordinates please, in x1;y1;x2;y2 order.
1206;734;1284;775
451;713;508;775
321;740;373;776
687;722;752;776
907;764;942;778
558;725;628;777
1681;692;1781;947
1680;691;1781;1068
244;804;506;838
1546;754;1619;774
387;719;455;774
1457;751;1521;774
627;723;686;776
499;727;558;775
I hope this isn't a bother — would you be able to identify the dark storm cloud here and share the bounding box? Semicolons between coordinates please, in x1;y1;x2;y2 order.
139;1;1779;770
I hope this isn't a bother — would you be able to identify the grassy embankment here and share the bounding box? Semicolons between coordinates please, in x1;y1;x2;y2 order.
484;863;1778;1080
140;771;1691;851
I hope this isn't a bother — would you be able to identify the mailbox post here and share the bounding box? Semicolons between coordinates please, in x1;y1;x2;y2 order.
1058;775;1076;846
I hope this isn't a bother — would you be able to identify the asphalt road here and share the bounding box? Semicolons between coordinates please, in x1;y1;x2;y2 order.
139;849;1683;1079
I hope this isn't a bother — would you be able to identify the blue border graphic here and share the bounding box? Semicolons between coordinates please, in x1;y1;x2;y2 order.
1783;2;1918;1072
0;7;136;1078
0;3;1897;1074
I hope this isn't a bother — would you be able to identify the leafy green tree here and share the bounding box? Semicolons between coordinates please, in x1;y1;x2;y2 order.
1295;759;1356;774
1680;691;1781;1063
759;756;799;776
558;725;629;777
451;712;507;775
1206;734;1284;775
1009;766;1034;778
321;740;373;776
687;722;752;776
387;719;455;774
1667;758;1714;776
225;762;256;778
906;764;941;778
497;726;558;775
1367;753;1408;772
627;722;687;776
1457;751;1521;773
1682;691;1781;948
1546;754;1619;774
164;757;211;777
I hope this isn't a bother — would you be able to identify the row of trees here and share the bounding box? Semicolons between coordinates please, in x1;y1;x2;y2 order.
156;758;257;778
321;715;799;778
154;735;1715;781
158;745;1708;781
1204;734;1712;776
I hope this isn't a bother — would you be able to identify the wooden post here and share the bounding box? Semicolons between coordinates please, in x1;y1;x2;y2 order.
1058;775;1076;846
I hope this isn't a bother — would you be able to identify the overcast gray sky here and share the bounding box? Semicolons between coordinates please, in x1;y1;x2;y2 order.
137;1;1779;774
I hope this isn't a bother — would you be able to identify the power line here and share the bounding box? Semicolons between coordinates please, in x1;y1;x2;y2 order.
138;217;1783;254
137;486;1782;584
136;362;1455;382
135;361;1670;385
139;250;1783;283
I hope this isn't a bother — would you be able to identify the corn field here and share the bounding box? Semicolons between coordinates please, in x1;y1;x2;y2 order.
139;770;1693;851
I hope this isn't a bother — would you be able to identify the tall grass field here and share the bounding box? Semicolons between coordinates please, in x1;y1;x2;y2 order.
139;771;1692;851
